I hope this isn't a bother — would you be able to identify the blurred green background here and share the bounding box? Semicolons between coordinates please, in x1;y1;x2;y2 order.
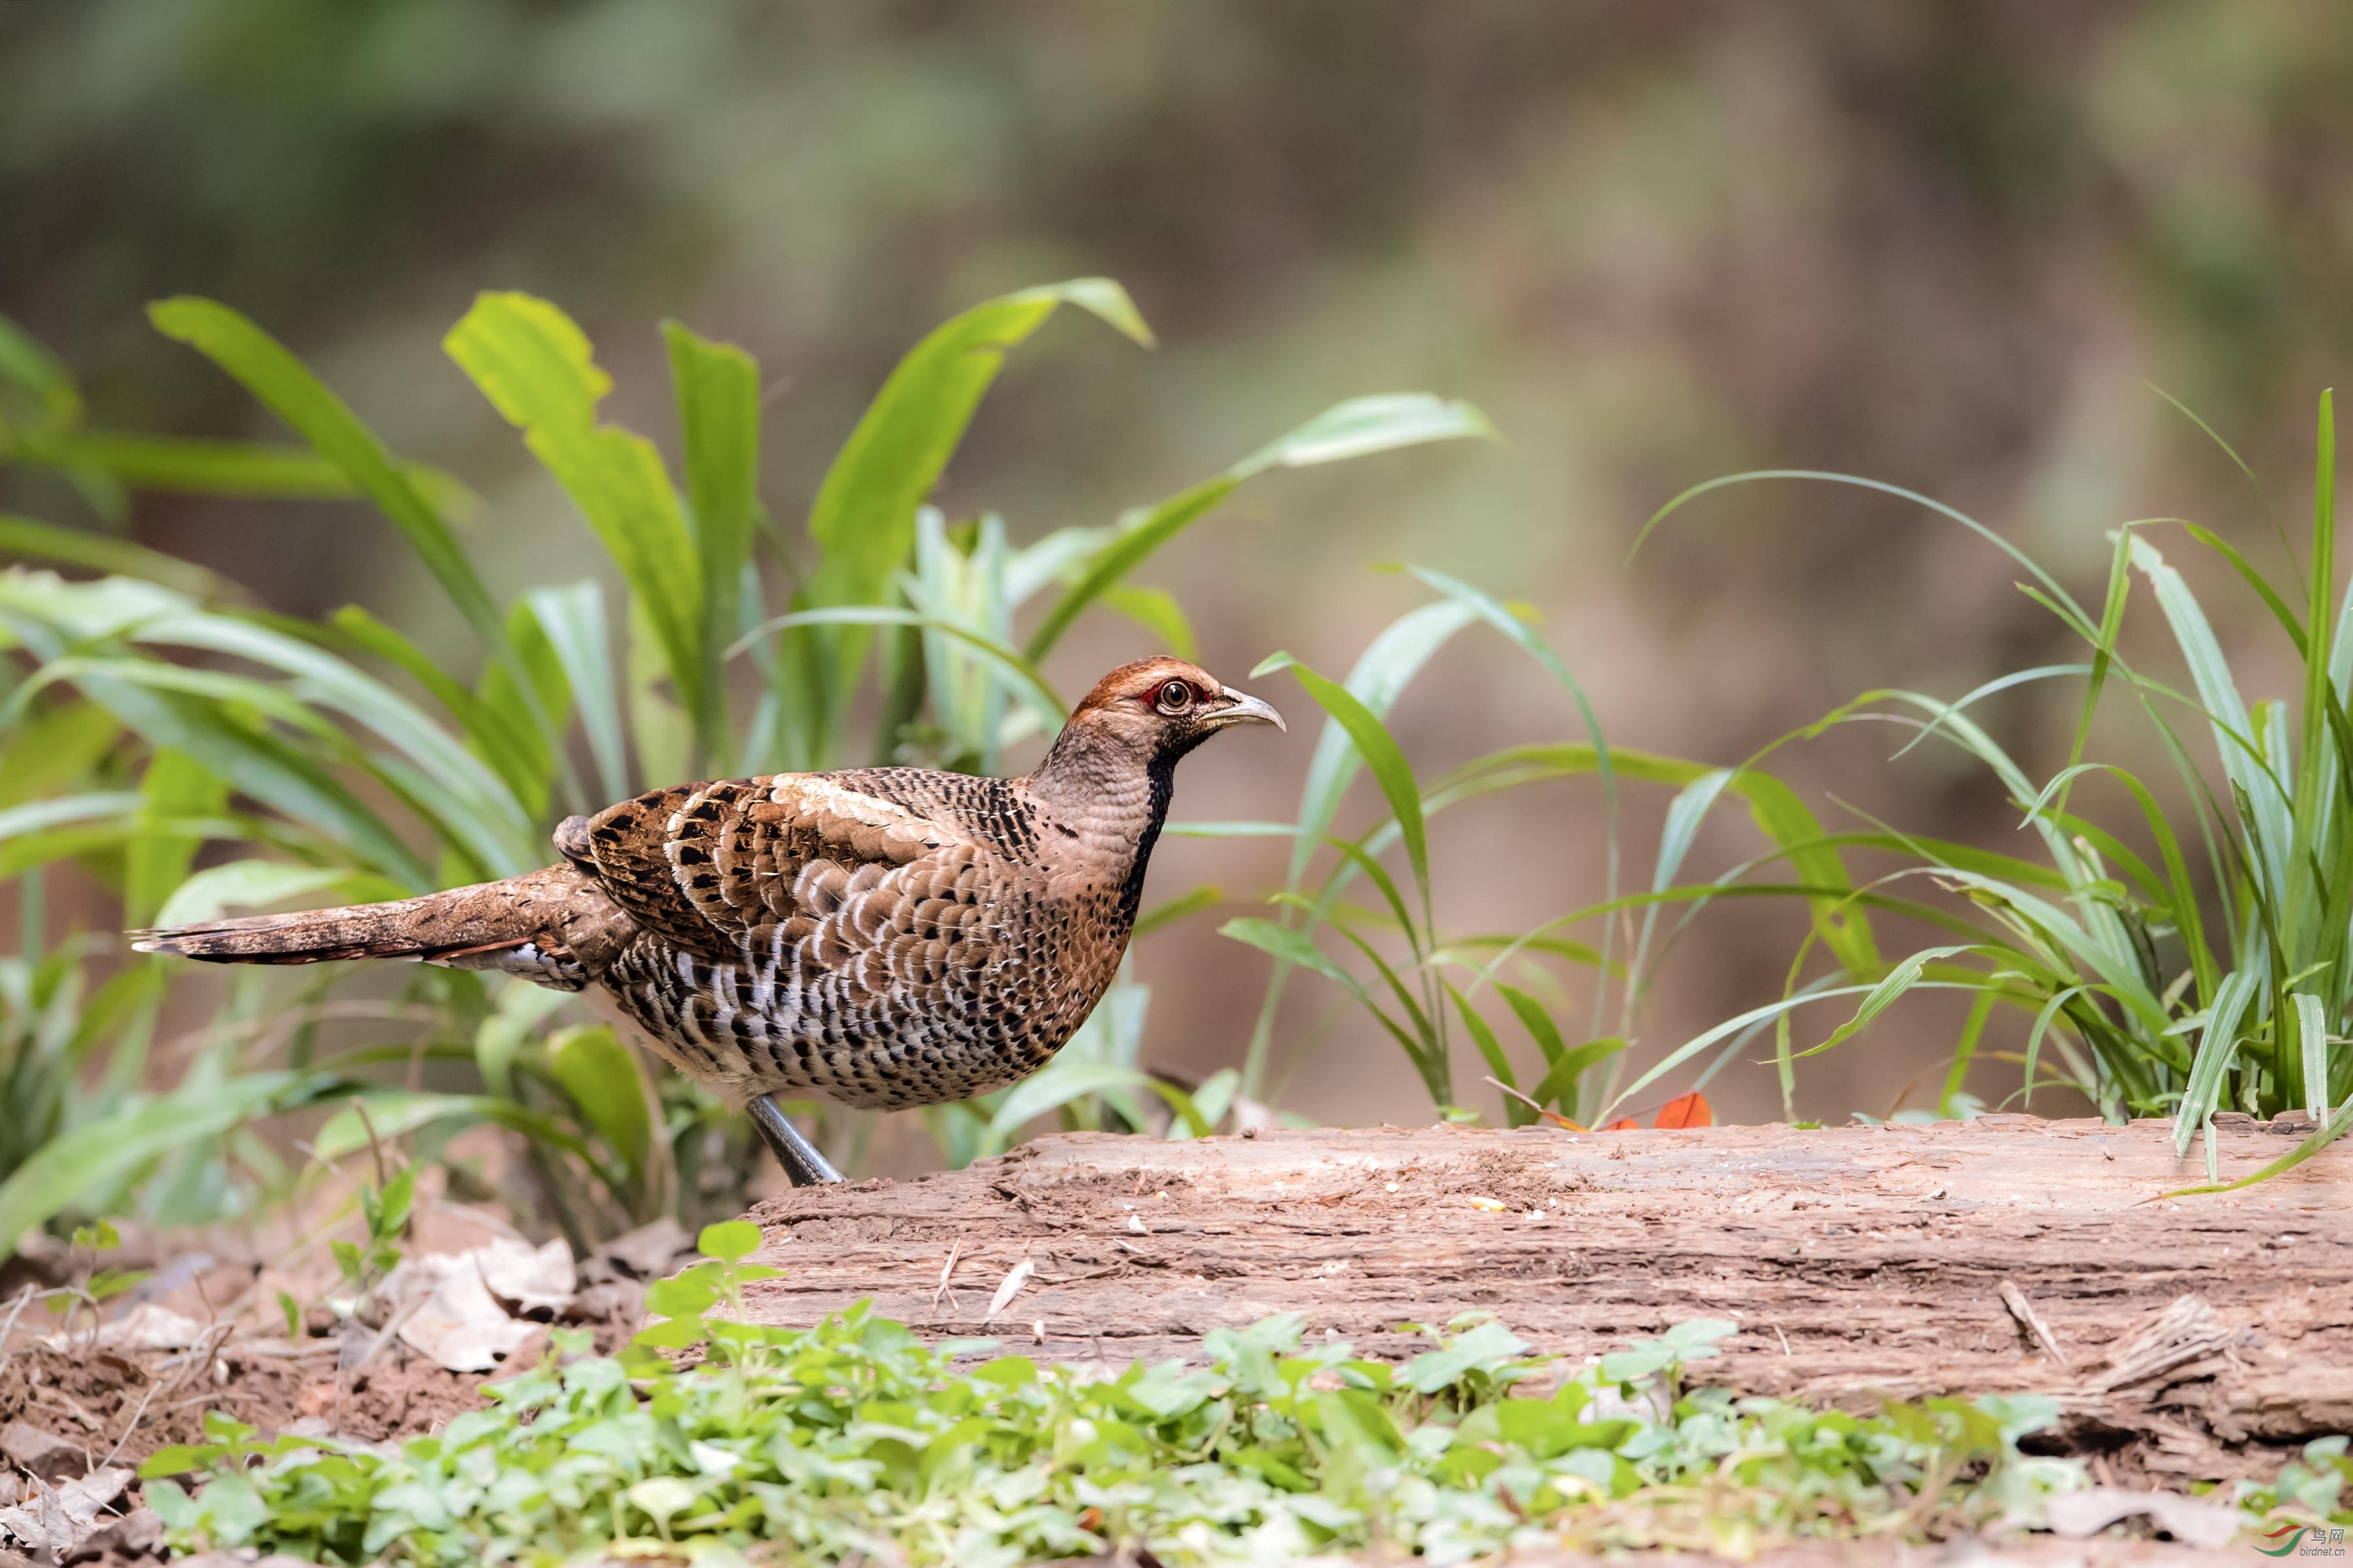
7;0;2350;1154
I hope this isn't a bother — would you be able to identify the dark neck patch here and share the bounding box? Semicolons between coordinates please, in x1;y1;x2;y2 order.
1114;755;1178;928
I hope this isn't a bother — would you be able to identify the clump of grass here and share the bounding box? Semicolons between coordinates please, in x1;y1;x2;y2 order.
141;1225;2091;1566
1622;393;2353;1181
1214;566;1878;1130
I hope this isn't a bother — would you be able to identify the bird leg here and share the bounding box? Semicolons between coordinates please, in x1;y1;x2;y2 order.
749;1093;843;1187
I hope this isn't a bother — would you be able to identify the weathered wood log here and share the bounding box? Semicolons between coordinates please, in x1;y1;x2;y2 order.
740;1114;2353;1480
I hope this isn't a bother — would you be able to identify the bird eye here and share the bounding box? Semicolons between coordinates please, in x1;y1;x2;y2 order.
1156;680;1195;714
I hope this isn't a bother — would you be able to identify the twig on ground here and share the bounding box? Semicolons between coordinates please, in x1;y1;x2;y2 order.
930;1241;963;1316
1998;1279;2072;1368
1481;1076;1586;1131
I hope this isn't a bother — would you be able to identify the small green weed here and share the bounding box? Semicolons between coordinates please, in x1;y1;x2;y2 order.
139;1233;2091;1566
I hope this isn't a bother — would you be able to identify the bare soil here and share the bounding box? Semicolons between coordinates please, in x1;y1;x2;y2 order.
740;1113;2353;1488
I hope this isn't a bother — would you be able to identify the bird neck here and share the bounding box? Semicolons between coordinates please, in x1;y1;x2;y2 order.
1027;721;1180;923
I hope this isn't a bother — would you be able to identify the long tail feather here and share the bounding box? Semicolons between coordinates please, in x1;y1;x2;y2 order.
130;864;631;990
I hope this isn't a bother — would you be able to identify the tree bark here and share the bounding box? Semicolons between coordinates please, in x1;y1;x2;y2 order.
739;1113;2353;1481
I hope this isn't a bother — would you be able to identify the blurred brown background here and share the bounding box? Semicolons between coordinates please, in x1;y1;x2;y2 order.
5;1;2349;1155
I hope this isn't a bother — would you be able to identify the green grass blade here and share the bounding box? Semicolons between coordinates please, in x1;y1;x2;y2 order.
2183;523;2307;657
1633;470;2095;635
1493;983;1569;1076
1023;479;1232;663
1096;584;1199;662
0;514;233;599
13;430;472;514
2131;533;2290;901
1798;946;1975;1060
1232;394;1496;476
1134;884;1222;941
332;605;548;817
2173;968;2261;1157
736;606;1064;733
1447;984;1526;1126
1258;655;1428;931
1027;396;1494;664
1525;1036;1626;1124
986;1062;1209;1146
2158;1099;2353;1198
147;298;502;648
2293;990;2330;1121
1285;601;1475;894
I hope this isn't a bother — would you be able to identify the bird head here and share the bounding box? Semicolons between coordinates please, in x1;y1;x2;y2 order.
1044;655;1285;779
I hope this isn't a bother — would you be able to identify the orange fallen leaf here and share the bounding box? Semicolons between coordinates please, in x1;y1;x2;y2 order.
1654;1092;1713;1130
1601;1117;1640;1131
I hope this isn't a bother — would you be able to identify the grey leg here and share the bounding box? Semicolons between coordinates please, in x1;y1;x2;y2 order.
749;1093;843;1187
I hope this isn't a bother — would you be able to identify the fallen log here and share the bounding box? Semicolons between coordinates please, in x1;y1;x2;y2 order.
739;1113;2353;1482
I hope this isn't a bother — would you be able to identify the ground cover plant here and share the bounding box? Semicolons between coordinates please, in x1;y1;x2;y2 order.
136;1223;2106;1566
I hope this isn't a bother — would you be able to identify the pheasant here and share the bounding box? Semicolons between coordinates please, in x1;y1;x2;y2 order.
133;657;1283;1186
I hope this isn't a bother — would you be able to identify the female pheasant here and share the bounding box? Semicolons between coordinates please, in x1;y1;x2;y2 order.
133;657;1283;1184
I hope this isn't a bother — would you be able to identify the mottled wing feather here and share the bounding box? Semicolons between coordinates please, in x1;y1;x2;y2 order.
579;775;969;957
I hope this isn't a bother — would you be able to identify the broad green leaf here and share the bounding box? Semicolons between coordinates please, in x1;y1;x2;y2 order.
698;1220;761;1263
985;1060;1209;1143
546;1024;654;1185
147;298;501;646
799;279;1151;752
0;313;79;421
126;752;224;926
527;583;628;803
664;321;762;767
444;293;705;733
0;1073;299;1253
1097;583;1198;661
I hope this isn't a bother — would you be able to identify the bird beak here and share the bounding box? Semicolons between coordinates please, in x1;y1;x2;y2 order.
1211;686;1286;732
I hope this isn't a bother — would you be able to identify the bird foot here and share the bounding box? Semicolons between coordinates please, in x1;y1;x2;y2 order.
749;1094;844;1187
